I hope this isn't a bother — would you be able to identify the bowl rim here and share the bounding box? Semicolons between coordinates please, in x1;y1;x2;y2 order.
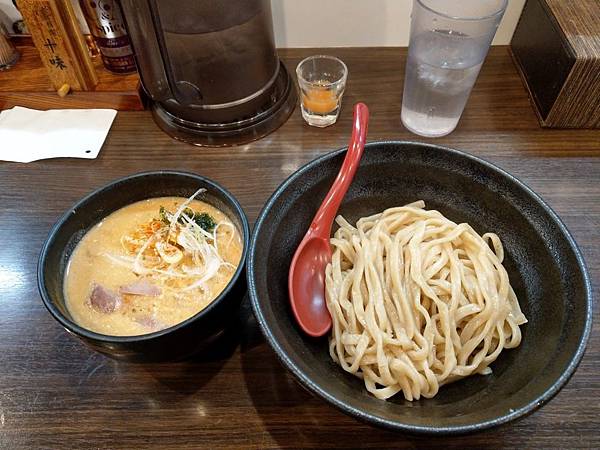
38;170;250;344
247;140;593;435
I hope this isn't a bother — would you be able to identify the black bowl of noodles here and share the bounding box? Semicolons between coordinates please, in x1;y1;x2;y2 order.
247;141;593;434
39;171;250;362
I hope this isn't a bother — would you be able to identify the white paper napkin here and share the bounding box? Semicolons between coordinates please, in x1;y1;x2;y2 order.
0;106;117;163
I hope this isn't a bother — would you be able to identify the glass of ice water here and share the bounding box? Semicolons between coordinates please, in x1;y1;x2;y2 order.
297;55;348;127
401;0;507;137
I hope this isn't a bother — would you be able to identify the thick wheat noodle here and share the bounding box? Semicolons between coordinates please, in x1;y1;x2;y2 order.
325;201;527;401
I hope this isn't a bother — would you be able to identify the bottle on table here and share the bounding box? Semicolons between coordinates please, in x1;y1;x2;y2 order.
79;0;136;73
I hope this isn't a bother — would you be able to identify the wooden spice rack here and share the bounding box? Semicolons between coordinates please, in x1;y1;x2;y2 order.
0;41;145;111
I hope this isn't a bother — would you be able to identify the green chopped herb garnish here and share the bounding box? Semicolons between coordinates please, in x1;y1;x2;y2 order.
158;206;216;232
159;206;169;224
193;212;216;232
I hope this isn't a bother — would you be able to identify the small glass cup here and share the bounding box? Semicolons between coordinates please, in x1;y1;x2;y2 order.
296;55;348;127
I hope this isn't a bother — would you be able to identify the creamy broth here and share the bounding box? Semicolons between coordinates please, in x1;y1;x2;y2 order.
65;197;243;336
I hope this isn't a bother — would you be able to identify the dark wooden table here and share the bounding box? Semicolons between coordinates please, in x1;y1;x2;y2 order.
1;47;598;449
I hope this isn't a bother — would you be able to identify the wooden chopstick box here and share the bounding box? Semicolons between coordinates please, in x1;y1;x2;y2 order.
510;0;600;129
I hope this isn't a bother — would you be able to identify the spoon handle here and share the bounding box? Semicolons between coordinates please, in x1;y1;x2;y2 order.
309;103;369;238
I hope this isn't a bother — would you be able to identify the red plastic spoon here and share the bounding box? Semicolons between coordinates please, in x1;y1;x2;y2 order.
288;102;369;337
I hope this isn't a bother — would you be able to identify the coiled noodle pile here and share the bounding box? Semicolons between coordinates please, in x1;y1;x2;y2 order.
325;201;527;401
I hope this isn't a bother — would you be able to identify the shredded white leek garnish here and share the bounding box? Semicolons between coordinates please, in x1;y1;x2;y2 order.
101;190;236;301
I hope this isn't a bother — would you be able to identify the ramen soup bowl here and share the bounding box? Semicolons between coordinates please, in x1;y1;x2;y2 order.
248;141;593;434
39;171;250;362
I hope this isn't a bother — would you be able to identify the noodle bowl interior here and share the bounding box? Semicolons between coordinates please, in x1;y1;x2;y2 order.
65;192;242;336
325;201;527;401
